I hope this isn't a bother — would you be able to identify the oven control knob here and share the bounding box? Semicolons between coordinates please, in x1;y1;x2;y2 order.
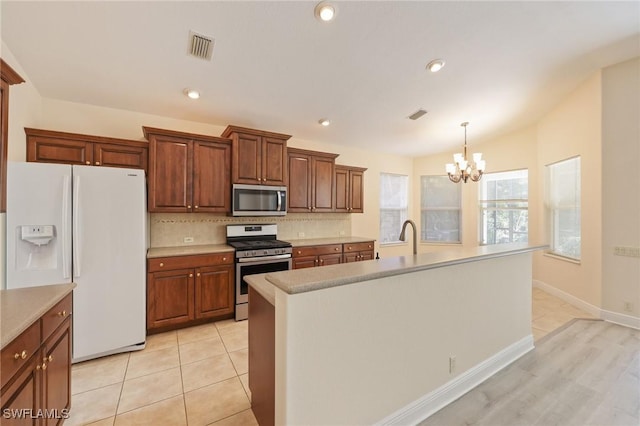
263;250;268;255
252;251;257;256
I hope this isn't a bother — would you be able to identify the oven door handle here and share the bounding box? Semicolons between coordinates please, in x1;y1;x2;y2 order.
237;254;292;263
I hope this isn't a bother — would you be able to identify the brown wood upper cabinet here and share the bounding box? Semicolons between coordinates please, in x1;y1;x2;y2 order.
25;128;148;172
221;125;290;186
287;147;338;213
335;165;367;213
1;59;25;212
144;127;231;213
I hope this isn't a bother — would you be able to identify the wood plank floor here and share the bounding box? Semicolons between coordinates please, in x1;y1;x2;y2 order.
419;319;640;426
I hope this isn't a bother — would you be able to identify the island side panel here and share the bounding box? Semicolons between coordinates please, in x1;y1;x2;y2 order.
275;253;533;425
248;286;275;426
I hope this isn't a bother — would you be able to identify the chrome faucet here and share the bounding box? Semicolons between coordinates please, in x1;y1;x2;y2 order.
399;219;417;255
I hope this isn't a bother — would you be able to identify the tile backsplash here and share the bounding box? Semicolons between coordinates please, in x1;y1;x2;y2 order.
150;213;352;247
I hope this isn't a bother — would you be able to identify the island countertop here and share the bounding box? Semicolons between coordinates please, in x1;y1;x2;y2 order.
252;243;546;296
1;283;76;349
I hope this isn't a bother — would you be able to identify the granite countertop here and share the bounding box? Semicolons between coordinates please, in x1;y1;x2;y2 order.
256;243;547;296
287;236;375;247
1;283;76;349
147;244;234;258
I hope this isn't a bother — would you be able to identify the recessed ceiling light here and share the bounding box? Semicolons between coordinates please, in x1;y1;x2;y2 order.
426;59;446;73
319;118;331;126
314;2;336;22
184;89;200;99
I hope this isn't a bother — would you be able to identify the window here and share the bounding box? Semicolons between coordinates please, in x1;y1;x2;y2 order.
479;170;528;245
379;173;408;244
420;176;461;243
546;157;581;260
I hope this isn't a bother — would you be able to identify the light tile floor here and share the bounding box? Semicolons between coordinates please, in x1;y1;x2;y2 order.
67;319;256;426
67;288;593;425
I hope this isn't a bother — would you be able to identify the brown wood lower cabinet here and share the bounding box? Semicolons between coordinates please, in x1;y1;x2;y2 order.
292;242;375;269
1;293;72;426
147;253;235;332
292;244;343;269
343;242;375;263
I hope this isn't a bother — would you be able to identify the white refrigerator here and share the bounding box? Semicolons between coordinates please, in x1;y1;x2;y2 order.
6;162;147;363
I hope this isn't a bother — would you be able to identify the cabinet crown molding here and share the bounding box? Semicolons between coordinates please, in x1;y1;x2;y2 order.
0;59;25;85
26;127;147;147
221;125;292;141
143;126;231;144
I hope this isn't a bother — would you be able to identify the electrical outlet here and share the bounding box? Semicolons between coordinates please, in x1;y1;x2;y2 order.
449;356;456;374
298;232;305;238
624;302;634;313
183;237;194;243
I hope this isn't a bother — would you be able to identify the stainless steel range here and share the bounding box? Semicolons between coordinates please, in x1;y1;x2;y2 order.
226;224;292;321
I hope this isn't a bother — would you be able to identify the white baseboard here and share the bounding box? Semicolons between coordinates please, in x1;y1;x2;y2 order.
532;280;640;330
532;279;601;318
376;335;534;426
601;309;640;330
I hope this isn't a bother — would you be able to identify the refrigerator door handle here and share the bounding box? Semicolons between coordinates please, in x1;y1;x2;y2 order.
73;175;81;278
62;175;71;279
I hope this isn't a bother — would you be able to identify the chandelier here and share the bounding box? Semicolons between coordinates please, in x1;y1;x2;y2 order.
446;122;486;183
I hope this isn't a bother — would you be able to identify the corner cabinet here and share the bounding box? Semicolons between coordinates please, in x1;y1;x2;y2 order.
335;165;367;213
221;125;290;186
1;293;72;426
1;58;25;212
147;252;235;332
144;127;231;213
287;148;338;213
25;128;149;172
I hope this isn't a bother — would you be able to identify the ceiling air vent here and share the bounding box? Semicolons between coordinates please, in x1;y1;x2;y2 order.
188;31;214;61
408;109;427;120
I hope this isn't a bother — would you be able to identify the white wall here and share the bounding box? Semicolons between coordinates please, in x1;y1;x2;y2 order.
534;72;603;308
601;57;640;318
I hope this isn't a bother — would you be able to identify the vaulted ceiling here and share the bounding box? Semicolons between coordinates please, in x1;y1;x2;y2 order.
2;1;638;156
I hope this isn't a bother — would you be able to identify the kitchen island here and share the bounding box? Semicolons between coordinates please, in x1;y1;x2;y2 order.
245;243;546;425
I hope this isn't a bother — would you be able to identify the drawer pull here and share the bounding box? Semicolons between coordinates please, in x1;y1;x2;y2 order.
58;310;67;317
14;350;27;360
335;247;339;251
95;161;101;166
41;363;47;371
85;161;91;165
187;205;192;209
195;205;199;209
159;262;164;267
348;246;352;250
297;251;302;254
223;257;227;261
368;245;372;248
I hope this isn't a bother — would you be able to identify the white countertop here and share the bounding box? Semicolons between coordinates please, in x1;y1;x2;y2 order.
247;243;547;297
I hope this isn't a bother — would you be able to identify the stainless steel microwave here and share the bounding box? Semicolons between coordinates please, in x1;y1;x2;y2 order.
232;184;287;216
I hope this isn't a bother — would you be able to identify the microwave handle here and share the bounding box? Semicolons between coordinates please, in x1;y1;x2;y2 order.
277;190;282;211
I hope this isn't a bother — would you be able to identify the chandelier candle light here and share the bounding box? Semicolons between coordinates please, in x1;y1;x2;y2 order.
446;122;486;183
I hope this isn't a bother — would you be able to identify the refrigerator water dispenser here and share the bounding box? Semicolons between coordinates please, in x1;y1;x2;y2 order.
15;225;57;270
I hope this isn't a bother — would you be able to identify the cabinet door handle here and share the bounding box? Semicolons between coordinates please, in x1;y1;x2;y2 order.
195;205;199;209
187;205;192;209
14;350;27;360
314;259;319;264
320;259;324;265
334;247;339;251
41;363;47;371
48;355;53;362
85;161;91;165
197;272;201;277
58;310;67;317
95;161;101;166
308;207;312;211
189;273;193;277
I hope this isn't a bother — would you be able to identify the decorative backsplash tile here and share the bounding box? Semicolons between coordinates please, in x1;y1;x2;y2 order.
150;213;352;247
